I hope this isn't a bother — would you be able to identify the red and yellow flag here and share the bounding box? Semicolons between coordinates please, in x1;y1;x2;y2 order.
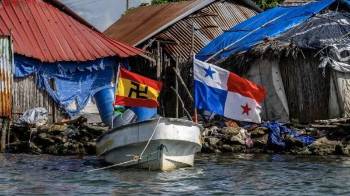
115;68;162;107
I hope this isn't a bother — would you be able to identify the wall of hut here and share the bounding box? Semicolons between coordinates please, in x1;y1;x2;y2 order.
329;71;350;118
136;0;257;118
222;49;333;123
245;57;290;122
12;76;66;123
1;36;65;123
279;52;331;123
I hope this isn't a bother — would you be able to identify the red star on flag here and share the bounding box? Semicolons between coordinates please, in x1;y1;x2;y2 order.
241;103;251;115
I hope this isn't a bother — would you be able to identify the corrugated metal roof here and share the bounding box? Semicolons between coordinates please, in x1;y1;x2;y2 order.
0;0;142;62
105;0;204;46
104;0;257;61
105;0;260;46
155;1;257;61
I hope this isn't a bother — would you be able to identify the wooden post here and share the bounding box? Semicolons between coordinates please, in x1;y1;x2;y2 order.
175;56;179;118
7;120;10;149
0;118;2;151
172;67;193;102
190;22;195;58
191;21;198;123
170;87;192;120
156;41;161;80
194;108;198;123
0;118;9;152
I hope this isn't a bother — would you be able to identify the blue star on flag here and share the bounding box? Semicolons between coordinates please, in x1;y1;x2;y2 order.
203;66;216;79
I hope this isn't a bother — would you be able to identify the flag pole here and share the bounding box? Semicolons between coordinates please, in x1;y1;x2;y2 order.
112;64;121;128
193;55;198;124
194;108;198;123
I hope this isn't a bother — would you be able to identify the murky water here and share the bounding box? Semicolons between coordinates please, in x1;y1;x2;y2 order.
0;153;349;195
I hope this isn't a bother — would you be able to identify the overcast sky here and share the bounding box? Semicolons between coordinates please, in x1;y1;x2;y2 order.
60;0;150;31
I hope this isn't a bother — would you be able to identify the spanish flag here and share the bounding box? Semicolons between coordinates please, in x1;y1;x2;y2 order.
115;68;162;108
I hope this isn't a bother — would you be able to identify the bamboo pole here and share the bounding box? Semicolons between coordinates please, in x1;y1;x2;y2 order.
172;67;193;102
190;22;198;123
175;56;179;118
170;87;192;120
156;41;161;80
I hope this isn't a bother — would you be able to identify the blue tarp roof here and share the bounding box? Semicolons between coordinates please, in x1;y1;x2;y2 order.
196;0;337;63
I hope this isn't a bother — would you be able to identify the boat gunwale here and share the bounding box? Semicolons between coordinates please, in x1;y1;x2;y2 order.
96;117;201;143
97;138;202;157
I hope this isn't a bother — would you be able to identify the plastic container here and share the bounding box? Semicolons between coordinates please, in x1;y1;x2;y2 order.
94;87;114;126
130;107;157;122
112;109;137;128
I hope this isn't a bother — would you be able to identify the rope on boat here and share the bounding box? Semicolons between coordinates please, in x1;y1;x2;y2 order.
86;118;162;173
139;118;161;159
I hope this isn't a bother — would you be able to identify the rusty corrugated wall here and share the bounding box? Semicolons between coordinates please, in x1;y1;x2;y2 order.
155;1;257;63
0;36;13;118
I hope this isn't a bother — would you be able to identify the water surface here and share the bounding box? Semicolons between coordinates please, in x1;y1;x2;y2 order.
0;153;349;195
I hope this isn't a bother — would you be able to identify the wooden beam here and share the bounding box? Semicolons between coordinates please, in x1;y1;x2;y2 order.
172;67;193;102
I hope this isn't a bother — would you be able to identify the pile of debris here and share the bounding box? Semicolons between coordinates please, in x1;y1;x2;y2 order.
7;108;108;155
202;118;350;156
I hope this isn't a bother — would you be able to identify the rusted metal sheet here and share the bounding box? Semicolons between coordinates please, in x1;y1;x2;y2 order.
105;0;257;62
156;1;257;61
0;36;13;118
104;0;201;46
0;0;141;62
105;0;258;47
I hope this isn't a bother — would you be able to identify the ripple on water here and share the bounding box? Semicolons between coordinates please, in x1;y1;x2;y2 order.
0;153;350;195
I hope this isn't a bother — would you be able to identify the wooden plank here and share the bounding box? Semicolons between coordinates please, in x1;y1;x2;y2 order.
310;124;338;128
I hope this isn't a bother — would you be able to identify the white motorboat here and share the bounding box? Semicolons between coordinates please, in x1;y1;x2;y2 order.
96;117;202;171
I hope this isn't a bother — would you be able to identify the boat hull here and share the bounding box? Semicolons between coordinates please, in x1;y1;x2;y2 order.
96;118;202;171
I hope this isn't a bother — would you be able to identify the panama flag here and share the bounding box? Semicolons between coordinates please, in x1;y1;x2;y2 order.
194;58;266;123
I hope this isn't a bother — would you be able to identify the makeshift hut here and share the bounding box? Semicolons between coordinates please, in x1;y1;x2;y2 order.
0;0;142;124
104;0;262;117
196;0;350;123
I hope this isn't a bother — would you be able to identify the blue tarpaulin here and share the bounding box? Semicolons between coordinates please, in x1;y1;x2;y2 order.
14;55;118;117
196;0;336;63
264;121;315;148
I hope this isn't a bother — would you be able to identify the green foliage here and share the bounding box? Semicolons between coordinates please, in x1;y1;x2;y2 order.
253;0;284;9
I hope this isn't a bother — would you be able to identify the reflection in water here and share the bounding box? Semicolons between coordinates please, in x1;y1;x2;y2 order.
0;153;350;195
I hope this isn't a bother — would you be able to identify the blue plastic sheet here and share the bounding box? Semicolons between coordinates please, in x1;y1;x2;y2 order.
14;55;118;117
196;0;335;63
264;121;315;148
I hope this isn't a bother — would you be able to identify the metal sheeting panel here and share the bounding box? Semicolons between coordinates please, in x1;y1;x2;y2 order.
104;0;203;46
0;36;13;118
0;0;141;62
155;1;257;62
